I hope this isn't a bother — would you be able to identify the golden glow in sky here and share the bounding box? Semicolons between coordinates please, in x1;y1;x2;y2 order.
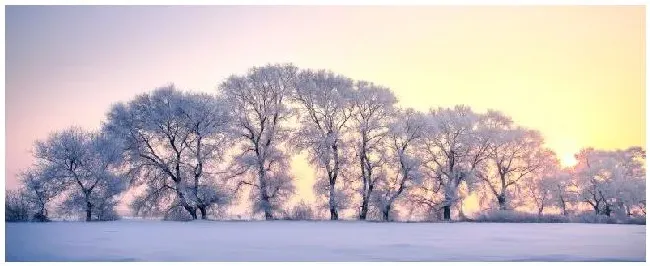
561;153;579;168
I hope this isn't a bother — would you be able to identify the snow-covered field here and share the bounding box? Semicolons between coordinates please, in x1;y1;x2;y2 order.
5;220;645;262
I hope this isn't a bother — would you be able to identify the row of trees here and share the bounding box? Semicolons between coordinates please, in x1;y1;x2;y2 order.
6;63;646;222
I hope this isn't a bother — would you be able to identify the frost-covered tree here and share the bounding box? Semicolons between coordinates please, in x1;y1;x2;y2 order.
526;168;578;216
517;153;566;215
373;108;427;221
31;127;126;221
104;86;231;220
5;189;31;222
421;105;490;221
611;147;646;217
292;69;356;220
476;111;550;210
574;148;608;215
574;147;646;217
351;81;397;220
18;167;63;221
219;64;297;220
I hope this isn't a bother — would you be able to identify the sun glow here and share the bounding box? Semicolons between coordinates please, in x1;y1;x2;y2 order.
561;152;578;168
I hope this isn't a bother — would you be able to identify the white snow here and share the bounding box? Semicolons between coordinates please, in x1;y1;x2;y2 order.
5;220;645;262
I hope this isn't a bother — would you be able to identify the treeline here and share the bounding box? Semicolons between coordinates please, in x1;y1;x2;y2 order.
6;63;646;223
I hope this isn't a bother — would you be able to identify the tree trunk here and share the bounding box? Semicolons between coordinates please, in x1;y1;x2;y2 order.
360;197;369;220
382;205;391;222
328;178;338;220
359;135;370;221
443;205;451;221
604;204;612;217
183;205;198;220
260;188;273;220
497;195;507;210
86;201;92;222
330;206;338;220
559;196;567;216
592;202;600;215
264;210;273;220
174;182;198;220
257;156;274;221
198;205;207;220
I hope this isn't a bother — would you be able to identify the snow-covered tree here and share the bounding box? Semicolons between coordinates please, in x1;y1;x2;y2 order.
420;105;490;221
574;147;646;217
5;189;31;222
219;64;297;220
351;81;397;220
104;86;231;220
373;108;427;221
18;167;64;221
539;168;579;216
31;127;126;221
611;147;646;216
292;69;356;220
517;153;566;215
476;110;550;211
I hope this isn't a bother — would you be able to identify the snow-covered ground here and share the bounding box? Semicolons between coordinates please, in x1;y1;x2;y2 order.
5;220;645;262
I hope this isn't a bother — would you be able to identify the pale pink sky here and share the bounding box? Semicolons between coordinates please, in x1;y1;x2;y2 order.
5;6;645;200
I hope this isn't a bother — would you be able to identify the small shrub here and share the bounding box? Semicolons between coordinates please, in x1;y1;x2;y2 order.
623;216;646;225
537;214;570;223
164;206;194;221
284;201;314;221
571;213;618;224
96;208;121;221
474;210;569;223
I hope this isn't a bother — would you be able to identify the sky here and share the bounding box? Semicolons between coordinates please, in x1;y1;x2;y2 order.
5;6;645;208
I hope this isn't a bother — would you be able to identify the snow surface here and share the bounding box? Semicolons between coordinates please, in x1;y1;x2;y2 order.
5;220;646;262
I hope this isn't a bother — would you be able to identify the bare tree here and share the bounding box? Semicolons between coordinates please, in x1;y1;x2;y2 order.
351;81;397;220
292;69;356;220
219;64;297;220
104;86;231;220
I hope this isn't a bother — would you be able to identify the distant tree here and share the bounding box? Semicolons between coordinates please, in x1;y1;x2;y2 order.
104;86;231;220
351;81;397;220
219;64;297;220
421;105;490;221
293;69;356;220
373;108;427;221
476;110;551;211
